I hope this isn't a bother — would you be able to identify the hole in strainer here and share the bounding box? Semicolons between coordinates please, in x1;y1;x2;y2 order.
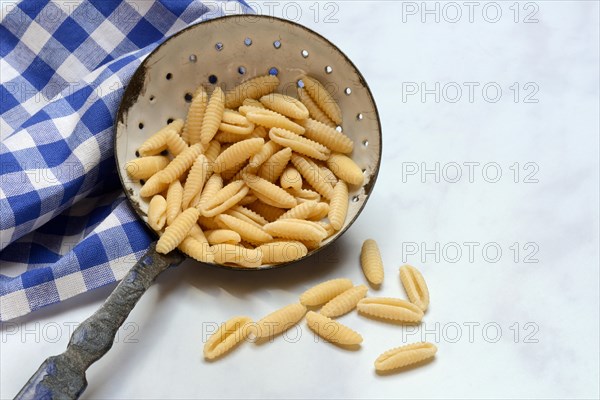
273;40;281;49
166;73;173;80
135;150;140;157
167;118;174;124
140;179;146;185
184;93;193;103
352;196;360;203
357;113;363;121
297;79;305;88
244;37;252;46
269;67;279;76
362;168;367;173
149;95;155;103
138;122;144;129
189;54;197;62
362;139;369;147
238;66;246;75
325;66;333;74
345;87;352;95
209;75;218;84
301;50;309;58
215;42;224;51
336;126;343;132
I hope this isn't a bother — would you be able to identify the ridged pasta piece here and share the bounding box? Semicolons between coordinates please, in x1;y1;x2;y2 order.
238;194;257;206
215;214;273;244
184;85;208;145
257;241;308;264
269;128;330;161
224;75;280;109
248;140;282;170
305;311;362;346
297;87;336;127
138;121;179;156
319;165;337;187
205;229;242;245
212;244;263;268
155;143;203;184
357;298;424;323
257;147;292;182
228;205;269;226
219;109;255;135
301;118;353;154
200;87;225;145
300;239;322;251
320;285;368;318
280;166;302;190
287;187;322;203
223;210;262;229
140;173;169;198
188;224;209;244
201;180;249;217
221;160;249;182
213;138;264;173
197;174;223;212
374;343;437;372
182;154;210;209
214;131;250;144
307;202;330;221
264;219;327;242
302;75;342;125
198;216;220;231
360;239;384;286
327;153;364;186
399;265;430;312
165;180;183;225
156;208;199;254
203;316;253;360
243;174;297;209
203;140;222;163
165;124;188;156
291;154;334;200
260;93;309;119
318;221;336;238
255;303;307;339
147;195;167;231
245;201;286;222
278;201;317;220
299;278;353;306
178;235;214;263
242;98;265;108
125;156;170;180
328;181;348;231
244;108;305;135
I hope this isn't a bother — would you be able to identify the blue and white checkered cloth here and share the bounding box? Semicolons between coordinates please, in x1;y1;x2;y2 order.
0;0;252;321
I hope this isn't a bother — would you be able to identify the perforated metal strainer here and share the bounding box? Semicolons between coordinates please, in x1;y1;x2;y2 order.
17;15;381;399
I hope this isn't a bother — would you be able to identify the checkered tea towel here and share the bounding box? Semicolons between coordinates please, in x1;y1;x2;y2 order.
0;0;252;321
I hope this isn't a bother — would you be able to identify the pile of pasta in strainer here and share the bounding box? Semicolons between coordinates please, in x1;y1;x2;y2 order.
126;74;365;267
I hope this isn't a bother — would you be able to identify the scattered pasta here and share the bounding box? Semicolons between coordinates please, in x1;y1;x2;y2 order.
320;285;368;318
360;239;384;286
400;265;430;312
299;278;353;306
305;311;362;346
203;316;254;360
156;208;199;254
357;297;424;323
147;195;167;231
374;343;437;372
255;303;307;339
125;156;169;180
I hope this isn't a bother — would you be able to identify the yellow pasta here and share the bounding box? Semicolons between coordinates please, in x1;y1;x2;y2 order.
203;140;222;163
178;235;214;264
297;87;336;127
269;128;330;161
248;140;282;170
374;343;437;372
183;85;208;145
301;118;353;154
259;93;309;120
238;194;257;206
205;229;242;245
243;174;297;209
201;180;249;217
287;187;322;203
165;124;188;156
400;265;430;312
196;174;223;213
214;131;250;144
125;156;169;180
299;278;353;306
255;303;307;339
155;143;203;184
139;173;169;198
357;297;424;323
188;224;209;244
244;108;305;135
242;98;265;108
319;165;337;187
318;221;336;238
360;239;384;286
224;75;280;109
263;218;327;242
219;109;255;135
147;195;167;231
215;214;273;244
203;316;253;360
246;200;286;222
257;241;308;264
328;181;348;231
305;311;362;346
198;215;220;230
200;87;225;145
221;159;249;181
227;205;269;226
280;166;302;190
182;154;210;209
138;121;181;156
165;180;183;225
290;154;334;200
320;285;368;318
156;208;199;254
257;147;292;183
213;137;264;174
307;202;330;221
302;75;342;125
278;201;317;220
327;153;364;186
212;244;263;268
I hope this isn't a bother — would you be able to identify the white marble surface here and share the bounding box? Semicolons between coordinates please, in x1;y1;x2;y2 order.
1;1;599;398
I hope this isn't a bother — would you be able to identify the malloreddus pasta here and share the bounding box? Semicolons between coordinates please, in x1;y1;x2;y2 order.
128;74;365;267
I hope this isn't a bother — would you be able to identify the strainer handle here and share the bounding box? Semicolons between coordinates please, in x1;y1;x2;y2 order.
14;243;184;400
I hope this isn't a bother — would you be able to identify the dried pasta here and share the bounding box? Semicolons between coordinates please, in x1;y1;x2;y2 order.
224;75;280;109
399;265;430;312
302;75;342;125
301;118;353;154
257;241;308;264
165;125;188;156
215;214;273;244
307;202;330;221
356;297;424;323
246;200;286;222
200;180;249;217
299;278;353;306
138;120;182;156
165;180;183;225
264;219;327;242
178;235;214;263
182;154;210;209
205;229;242;245
280;166;302;190
213;137;264;173
249;140;282;170
156;208;199;254
259;93;309;119
139;173;169;198
228;205;269;226
183;85;208;145
219;109;255;135
197;174;223;212
242;98;265;108
147;195;167;231
203;140;222;163
278;201;317;220
328;181;348;231
212;244;263;268
200;87;225;145
327;153;364;186
257;147;292;182
255;303;307;339
305;311;362;346
243;174;297;209
125;156;169;180
320;285;368;318
290;154;334;200
243;107;305;135
360;239;384;286
374;343;437;372
203;316;253;360
269;128;330;161
297;87;336;127
155;143;203;184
